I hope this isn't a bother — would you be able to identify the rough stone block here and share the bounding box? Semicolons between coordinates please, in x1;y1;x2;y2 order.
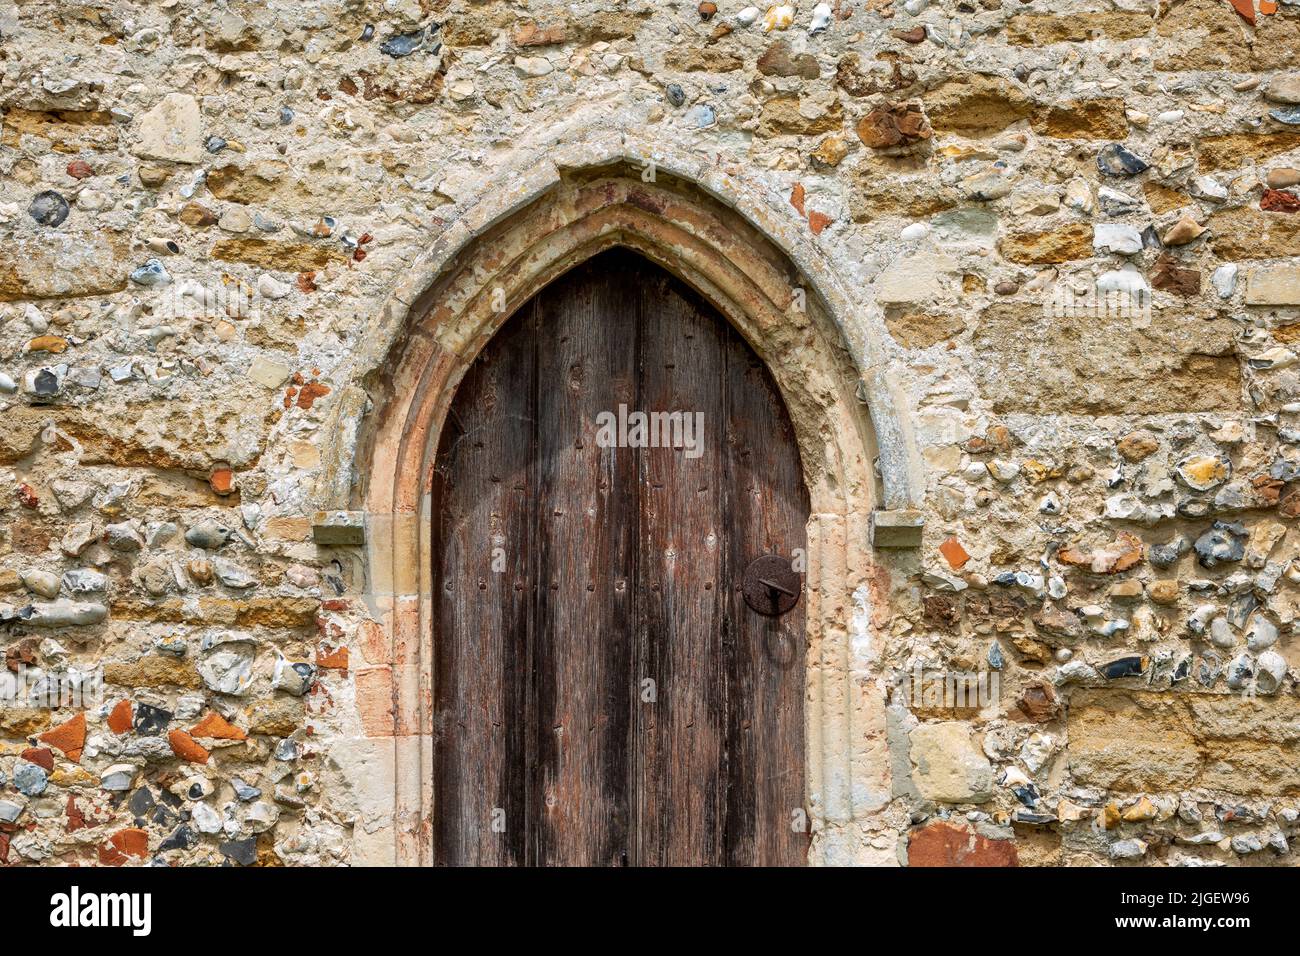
1198;132;1300;172
999;225;1094;264
875;252;958;305
971;303;1240;414
1211;208;1300;260
1067;689;1300;795
1031;98;1129;140
1246;266;1300;305
210;239;346;271
1005;12;1153;45
0;232;129;301
206;160;292;204
923;74;1034;135
909;721;993;803
884;308;967;348
132;92;204;164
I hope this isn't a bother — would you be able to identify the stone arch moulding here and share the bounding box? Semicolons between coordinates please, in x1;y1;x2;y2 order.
319;131;926;866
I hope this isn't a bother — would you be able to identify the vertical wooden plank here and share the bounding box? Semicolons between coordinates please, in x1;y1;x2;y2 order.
722;331;810;866
633;256;729;866
431;309;535;866
530;257;638;866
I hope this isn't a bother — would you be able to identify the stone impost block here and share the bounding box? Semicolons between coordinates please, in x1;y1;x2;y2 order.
871;509;925;548
312;511;367;546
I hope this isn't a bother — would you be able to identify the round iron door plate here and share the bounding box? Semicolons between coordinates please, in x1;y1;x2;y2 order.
742;554;801;617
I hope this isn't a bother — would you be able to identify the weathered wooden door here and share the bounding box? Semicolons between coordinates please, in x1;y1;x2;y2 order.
432;249;809;866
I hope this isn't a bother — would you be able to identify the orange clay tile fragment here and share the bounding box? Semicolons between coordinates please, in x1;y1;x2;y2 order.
1228;0;1255;24
296;380;330;409
789;182;806;216
107;699;133;734
27;335;68;354
99;828;148;865
938;536;971;570
189;712;247;741
209;466;234;495
113;828;148;856
168;729;210;763
38;712;85;762
1057;531;1144;574
808;210;833;235
316;646;349;671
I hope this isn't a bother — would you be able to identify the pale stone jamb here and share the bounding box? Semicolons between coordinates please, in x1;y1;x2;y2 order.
320;127;923;866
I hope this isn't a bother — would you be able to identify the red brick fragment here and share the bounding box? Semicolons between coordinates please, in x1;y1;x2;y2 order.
20;747;54;772
99;828;148;865
67;794;110;831
1280;486;1300;518
209;466;235;496
1252;474;1284;506
908;821;1019;867
16;483;38;509
1151;254;1200;296
856;103;931;148
1261;188;1300;213
297;380;331;409
66;795;88;832
513;22;567;46
6;639;37;673
1017;682;1058;722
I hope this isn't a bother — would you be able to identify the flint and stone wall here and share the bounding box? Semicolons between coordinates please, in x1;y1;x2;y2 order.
2;0;1300;866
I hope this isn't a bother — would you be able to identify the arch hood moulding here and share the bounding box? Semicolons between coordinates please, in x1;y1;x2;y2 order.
312;121;927;539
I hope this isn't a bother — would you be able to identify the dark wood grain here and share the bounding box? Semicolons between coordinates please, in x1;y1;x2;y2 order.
721;329;811;866
431;306;535;866
633;264;728;865
531;260;637;866
432;249;809;866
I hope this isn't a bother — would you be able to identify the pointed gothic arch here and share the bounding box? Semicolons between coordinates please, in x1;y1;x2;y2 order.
323;140;920;865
